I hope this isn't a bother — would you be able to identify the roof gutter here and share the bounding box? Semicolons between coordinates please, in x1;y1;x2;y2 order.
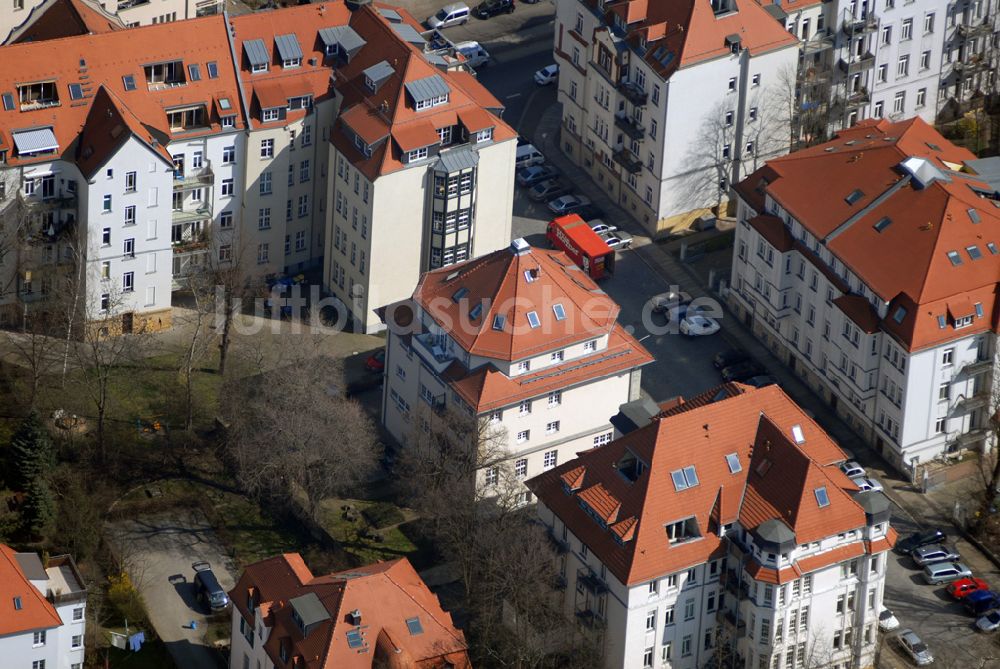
824;174;912;243
223;10;253;131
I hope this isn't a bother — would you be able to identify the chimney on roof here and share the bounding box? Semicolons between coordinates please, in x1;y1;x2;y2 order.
349;609;362;625
510;238;531;255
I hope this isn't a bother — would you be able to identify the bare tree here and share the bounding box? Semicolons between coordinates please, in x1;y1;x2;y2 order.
221;352;380;520
205;225;263;377
681;100;739;217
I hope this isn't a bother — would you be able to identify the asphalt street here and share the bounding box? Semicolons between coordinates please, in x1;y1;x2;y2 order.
109;510;237;669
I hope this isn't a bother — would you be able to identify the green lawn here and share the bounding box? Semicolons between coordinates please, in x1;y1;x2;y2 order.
318;498;424;566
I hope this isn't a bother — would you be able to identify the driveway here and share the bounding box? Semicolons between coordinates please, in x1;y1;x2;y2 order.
109;510;237;669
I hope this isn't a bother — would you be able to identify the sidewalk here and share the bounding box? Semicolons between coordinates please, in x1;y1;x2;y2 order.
528;104;990;543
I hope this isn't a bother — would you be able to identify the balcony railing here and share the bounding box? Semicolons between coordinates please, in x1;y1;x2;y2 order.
717;608;747;636
617;80;648;106
546;528;569;555
838;53;875;74
802;32;836;55
956;391;990;413
957;427;989;447
613;147;642;174
957;21;993;38
842;15;878;35
173;163;214;190
411;332;456;375
614;113;645;141
574;608;606;629
171;206;213;225
953;57;991;73
576;568;608;594
961;357;993;376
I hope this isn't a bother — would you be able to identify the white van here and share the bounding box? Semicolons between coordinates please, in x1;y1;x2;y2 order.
515;144;544;168
454;41;490;68
426;3;470;29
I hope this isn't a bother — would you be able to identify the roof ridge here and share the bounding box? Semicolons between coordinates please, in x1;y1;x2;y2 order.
379;563;469;649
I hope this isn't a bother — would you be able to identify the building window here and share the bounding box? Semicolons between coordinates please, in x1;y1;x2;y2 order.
515;458;527;478
546;420;560;434
923;12;934;33
593;432;612;446
643;647;654;668
103;194;112;212
942;348;954;365
260;171;272;195
873;101;884;117
124;171;137;192
938;382;950;401
223;145;235;163
543;450;557;468
901;18;912;39
408;147;428;162
897;54;909;77
122;271;134;292
221;178;234;197
73;607;84;621
681;636;692;657
548;391;561;407
916;88;926;107
517;430;530;444
257;243;269;264
258;208;270;229
893;91;905;114
519;399;532;415
33;630;46;646
484;467;498;485
71;635;82;649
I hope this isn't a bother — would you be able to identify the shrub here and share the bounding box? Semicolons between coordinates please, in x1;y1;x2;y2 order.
362;502;404;529
107;572;147;625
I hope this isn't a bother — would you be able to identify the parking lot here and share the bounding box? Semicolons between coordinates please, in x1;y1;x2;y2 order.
108;510;237;669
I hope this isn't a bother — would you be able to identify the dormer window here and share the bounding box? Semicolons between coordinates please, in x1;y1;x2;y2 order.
288;95;312;111
167;105;208;132
245;39;270;74
352;133;372;158
262;107;281;122
666;517;700;545
143;61;186;88
17;81;59;110
416;94;448;111
276;34;303;69
408;147;429;162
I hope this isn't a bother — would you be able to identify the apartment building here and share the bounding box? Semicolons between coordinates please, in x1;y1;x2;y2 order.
3;0;222;44
379;238;652;495
730;117;1000;474
228;553;471;669
551;0;799;234
0;545;88;669
938;0;999;120
327;4;518;333
527;383;895;669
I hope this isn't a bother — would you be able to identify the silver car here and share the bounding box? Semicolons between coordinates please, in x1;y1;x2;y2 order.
840;461;866;478
851;476;883;493
922;561;973;585
976;610;1000;632
911;544;960;567
894;629;933;665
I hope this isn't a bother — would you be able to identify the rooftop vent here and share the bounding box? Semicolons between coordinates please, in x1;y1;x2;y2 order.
510;238;531;255
348;609;362;625
900;156;949;189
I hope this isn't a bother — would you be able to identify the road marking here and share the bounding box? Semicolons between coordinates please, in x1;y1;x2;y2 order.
505;93;522;99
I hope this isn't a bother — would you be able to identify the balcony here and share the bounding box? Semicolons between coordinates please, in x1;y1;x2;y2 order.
617;80;648;107
956;427;989;447
117;0;150;8
613;147;642;174
717;608;747;637
411;332;456;375
953;56;991;74
576;568;608;594
546;528;569;554
802;32;836;55
574;608;606;629
19;191;78;211
957;21;993;38
173;163;214;190
956;391;990;413
172;245;210;287
614;113;645;141
722;570;750;599
842;15;878;35
833;88;871;111
171;206;212;226
838;53;876;74
961;357;993;376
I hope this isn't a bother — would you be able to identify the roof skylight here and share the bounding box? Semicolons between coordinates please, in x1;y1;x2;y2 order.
492;314;505;331
937;315;946;329
406;617;424;635
989;243;999;255
814;487;830;508
791;424;805;444
968;208;981;224
845;189;864;205
469;302;483;320
873;217;892;232
725;453;741;474
346;630;363;648
671;466;699;491
947;250;963;266
207;61;219;79
552;303;566;321
892;306;907;323
526;311;540;328
967;245;982;260
1;93;13;111
451;287;468;302
122;75;136;91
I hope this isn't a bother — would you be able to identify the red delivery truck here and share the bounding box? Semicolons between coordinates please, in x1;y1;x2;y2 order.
546;214;615;279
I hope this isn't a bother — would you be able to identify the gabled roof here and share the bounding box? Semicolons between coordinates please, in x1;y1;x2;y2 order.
7;0;123;44
230;555;471;669
413;241;624;361
527;385;870;586
329;4;515;180
0;545;62;637
735;117;1000;352
76;86;173;179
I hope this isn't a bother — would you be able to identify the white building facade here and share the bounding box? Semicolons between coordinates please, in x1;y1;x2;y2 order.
730;117;1000;474
528;384;894;669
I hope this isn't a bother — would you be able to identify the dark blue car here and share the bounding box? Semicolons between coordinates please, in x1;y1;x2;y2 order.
963;590;1000;616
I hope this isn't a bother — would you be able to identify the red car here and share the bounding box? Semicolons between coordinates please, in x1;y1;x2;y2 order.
365;349;385;373
947;577;989;600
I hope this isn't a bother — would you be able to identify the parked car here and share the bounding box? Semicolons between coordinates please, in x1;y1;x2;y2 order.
839;461;866;478
365;349;385;372
948;577;990;600
744;375;778;388
680;315;720;336
721;361;766;383
963;590;1000;616
878;608;900;632
474;0;514;17
426;2;470;28
851;476;884;493
528;179;571;201
897;528;947;555
453;41;491;68
534;63;558;85
894;629;934;666
192;562;230;611
976;610;1000;632
652;291;693;314
589;221;618;236
516;164;558;187
922;561;973;585
548;194;591;216
912;544;961;567
515;143;544;168
713;348;749;369
572;203;605;221
601;231;633;249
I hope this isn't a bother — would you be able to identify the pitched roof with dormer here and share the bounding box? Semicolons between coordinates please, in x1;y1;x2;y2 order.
527;385;888;587
231;555;471;669
735;117;1000;352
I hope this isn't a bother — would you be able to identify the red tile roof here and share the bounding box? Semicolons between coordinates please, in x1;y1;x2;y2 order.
413;242;635;362
737;117;1000;352
527;385;878;586
0;545;62;637
329;5;515;180
231;555;471;669
76;86;173;179
8;0;123;43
